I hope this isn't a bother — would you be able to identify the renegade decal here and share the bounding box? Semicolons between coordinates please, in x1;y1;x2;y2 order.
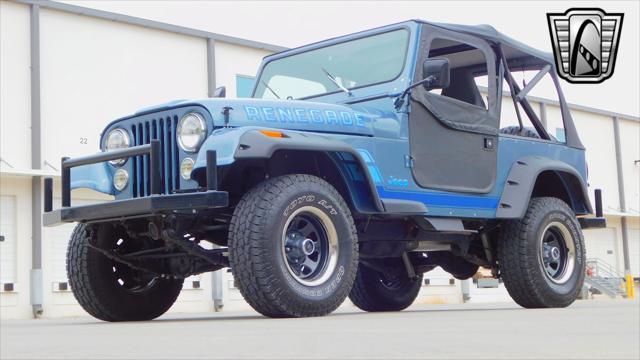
244;106;367;127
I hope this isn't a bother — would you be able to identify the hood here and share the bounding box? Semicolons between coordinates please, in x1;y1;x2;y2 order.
137;98;375;137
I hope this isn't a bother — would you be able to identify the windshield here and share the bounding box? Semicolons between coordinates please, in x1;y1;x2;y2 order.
253;29;410;100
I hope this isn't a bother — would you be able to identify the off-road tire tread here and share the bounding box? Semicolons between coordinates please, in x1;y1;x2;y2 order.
229;174;358;318
67;224;183;321
67;224;113;320
497;197;585;308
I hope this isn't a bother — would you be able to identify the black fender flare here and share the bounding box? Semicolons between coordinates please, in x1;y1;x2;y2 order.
233;129;385;213
496;156;593;218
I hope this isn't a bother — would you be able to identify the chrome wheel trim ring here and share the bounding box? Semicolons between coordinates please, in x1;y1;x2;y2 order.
539;221;576;284
281;206;339;287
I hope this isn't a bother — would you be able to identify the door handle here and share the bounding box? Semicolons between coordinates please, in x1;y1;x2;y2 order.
484;137;495;150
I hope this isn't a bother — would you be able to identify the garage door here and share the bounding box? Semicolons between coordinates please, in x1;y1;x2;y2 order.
628;229;639;277
584;227;618;269
0;195;16;284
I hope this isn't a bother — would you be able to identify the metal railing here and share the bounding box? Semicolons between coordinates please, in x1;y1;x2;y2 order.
585;258;626;298
586;258;623;279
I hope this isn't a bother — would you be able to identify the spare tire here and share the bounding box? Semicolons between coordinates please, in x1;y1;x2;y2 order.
500;126;540;139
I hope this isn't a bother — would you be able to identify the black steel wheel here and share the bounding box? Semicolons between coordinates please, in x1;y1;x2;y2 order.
282;208;339;286
109;229;160;294
540;222;576;284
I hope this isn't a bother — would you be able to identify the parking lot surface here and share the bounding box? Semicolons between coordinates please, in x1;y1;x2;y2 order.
1;299;638;359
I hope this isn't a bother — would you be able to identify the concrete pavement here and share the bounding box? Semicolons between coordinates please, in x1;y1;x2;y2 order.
1;300;638;359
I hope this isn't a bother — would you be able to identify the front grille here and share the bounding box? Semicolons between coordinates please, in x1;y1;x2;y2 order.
130;116;180;197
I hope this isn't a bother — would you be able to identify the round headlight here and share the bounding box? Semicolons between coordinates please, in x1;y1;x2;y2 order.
180;158;195;180
177;113;207;152
105;128;130;165
113;168;129;191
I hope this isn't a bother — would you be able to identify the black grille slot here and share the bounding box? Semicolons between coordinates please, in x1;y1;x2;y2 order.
130;116;179;197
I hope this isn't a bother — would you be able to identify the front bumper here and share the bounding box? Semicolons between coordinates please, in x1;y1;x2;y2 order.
578;217;606;229
43;191;228;226
43;140;227;226
578;189;606;229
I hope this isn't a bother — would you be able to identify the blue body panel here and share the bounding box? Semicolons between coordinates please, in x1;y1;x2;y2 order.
352;135;585;218
71;20;588;219
70;162;114;195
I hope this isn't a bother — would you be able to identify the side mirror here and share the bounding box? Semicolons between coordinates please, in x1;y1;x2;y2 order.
212;86;226;98
422;58;450;90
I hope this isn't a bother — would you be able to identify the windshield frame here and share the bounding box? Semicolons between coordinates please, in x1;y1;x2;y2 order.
251;25;412;101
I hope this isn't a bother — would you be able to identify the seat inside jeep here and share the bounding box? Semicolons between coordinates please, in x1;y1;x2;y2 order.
426;38;564;142
441;68;486;108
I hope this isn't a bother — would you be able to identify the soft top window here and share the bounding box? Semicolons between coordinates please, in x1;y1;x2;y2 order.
429;38;488;71
427;38;489;109
497;44;565;142
499;64;564;142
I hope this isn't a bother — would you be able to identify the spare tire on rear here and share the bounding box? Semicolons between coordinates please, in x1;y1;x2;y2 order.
499;125;541;138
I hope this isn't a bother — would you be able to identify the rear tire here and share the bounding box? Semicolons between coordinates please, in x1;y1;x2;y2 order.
497;197;585;308
229;174;358;318
67;223;183;321
349;260;423;312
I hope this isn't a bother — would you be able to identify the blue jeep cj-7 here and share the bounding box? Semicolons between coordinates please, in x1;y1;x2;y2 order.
44;20;606;321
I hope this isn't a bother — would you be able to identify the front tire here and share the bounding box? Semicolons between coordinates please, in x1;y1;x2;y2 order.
228;174;358;317
349;259;423;312
67;223;183;321
497;197;586;308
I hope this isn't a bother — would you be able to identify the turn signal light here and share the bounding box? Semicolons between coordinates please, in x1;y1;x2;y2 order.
259;130;287;138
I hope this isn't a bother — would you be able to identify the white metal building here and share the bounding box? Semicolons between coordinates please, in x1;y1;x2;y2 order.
1;0;638;319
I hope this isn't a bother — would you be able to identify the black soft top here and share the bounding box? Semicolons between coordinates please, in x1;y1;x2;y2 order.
416;20;554;67
409;20;584;150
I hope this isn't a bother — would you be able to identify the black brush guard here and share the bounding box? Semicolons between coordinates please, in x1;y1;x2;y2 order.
43;140;228;226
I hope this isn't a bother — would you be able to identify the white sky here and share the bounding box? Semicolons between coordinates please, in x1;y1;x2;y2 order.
62;0;639;117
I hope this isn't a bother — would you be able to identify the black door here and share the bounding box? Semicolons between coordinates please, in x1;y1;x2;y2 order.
409;26;500;194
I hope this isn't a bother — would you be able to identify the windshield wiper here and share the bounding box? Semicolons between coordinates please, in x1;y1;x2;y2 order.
321;68;352;96
261;80;281;99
